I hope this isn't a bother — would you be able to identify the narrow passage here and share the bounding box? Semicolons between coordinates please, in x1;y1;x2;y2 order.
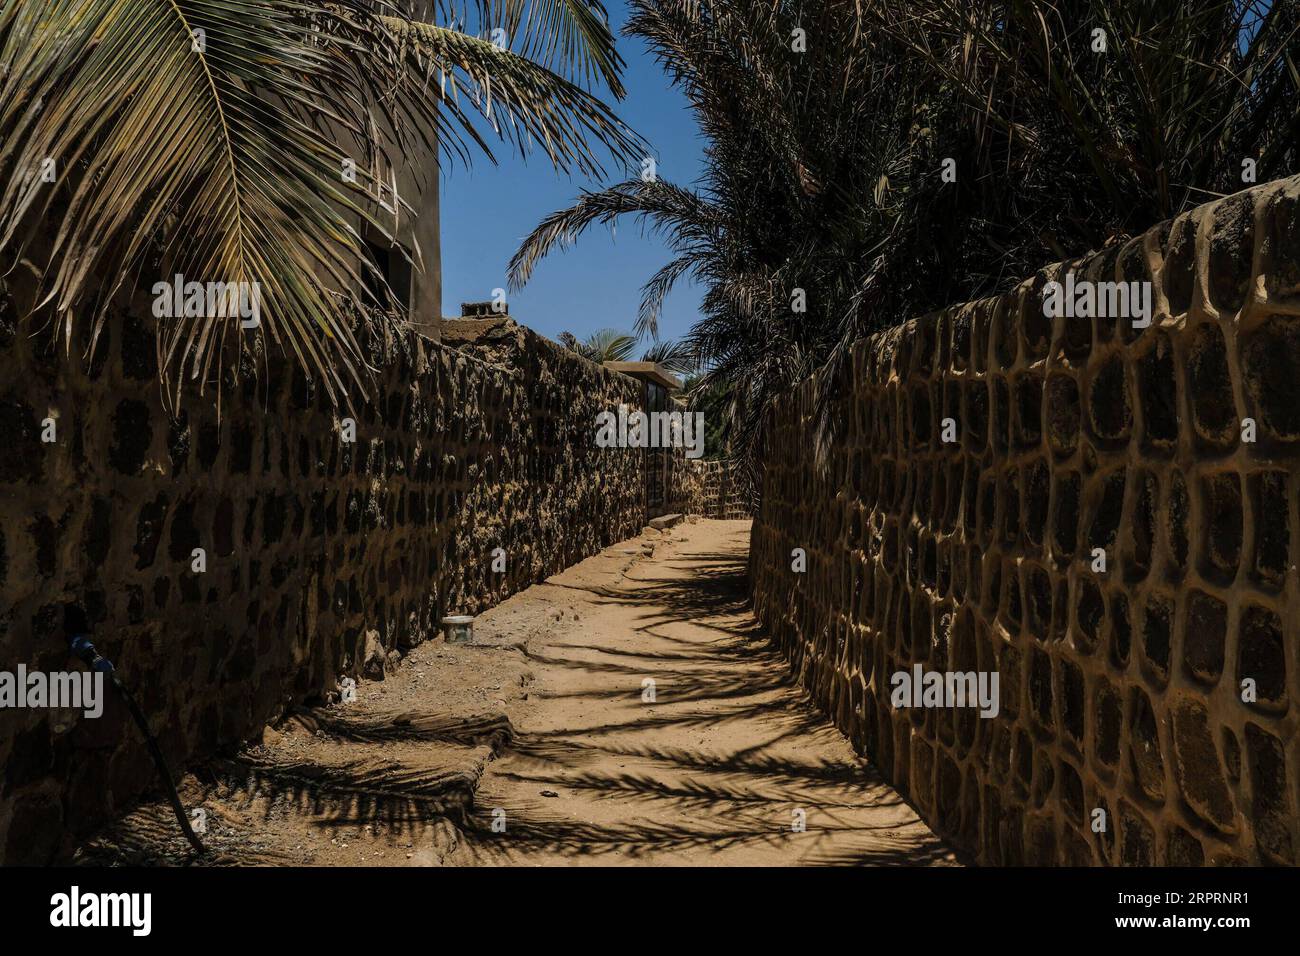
462;518;958;866
79;519;956;867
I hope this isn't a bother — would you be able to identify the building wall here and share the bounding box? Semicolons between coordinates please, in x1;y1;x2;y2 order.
396;1;441;337
0;305;644;863
750;176;1300;865
313;4;441;341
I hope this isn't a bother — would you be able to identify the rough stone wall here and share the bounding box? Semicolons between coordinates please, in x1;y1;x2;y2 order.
750;176;1300;866
0;305;644;864
679;459;757;519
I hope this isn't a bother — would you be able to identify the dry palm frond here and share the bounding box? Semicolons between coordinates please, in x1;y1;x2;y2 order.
0;0;641;406
639;335;696;373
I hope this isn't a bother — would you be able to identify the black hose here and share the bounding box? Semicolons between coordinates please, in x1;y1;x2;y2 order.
68;632;207;857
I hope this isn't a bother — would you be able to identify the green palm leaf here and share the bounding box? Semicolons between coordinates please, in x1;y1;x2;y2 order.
581;326;638;362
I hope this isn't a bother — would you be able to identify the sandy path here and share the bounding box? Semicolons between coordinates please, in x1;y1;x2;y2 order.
78;518;955;867
458;518;956;866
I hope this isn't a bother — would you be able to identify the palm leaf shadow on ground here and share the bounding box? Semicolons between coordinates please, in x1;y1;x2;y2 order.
455;541;961;865
74;530;960;866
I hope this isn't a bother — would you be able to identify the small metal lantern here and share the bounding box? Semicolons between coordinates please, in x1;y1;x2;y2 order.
441;614;475;644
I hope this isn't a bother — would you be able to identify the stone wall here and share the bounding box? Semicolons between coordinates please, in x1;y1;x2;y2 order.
0;303;645;864
750;175;1300;866
679;459;757;519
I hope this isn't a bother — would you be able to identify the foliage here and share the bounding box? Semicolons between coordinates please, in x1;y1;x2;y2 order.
559;326;638;362
558;327;697;373
0;0;641;406
512;0;1300;466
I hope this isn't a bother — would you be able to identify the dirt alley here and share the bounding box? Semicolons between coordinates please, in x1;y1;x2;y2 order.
80;518;957;867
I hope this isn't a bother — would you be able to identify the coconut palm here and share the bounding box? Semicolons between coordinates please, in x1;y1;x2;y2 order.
0;0;643;406
510;0;1300;466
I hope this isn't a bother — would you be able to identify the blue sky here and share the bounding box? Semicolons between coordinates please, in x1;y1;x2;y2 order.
439;1;705;348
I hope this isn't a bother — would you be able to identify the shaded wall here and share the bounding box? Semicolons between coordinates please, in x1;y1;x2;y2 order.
0;303;644;863
750;176;1300;865
678;459;757;519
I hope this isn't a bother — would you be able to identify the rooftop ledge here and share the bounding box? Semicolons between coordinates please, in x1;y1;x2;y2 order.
602;361;682;391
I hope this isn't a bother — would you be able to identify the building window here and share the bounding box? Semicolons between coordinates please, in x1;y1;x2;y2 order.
363;232;412;314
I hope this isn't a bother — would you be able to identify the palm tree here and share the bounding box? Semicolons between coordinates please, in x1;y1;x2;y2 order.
870;0;1300;291
510;0;1300;466
557;327;696;373
558;327;637;362
510;0;907;465
0;0;643;406
638;336;695;375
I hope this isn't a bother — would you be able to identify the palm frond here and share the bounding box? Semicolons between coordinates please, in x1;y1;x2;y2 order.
640;336;696;374
0;0;398;405
507;178;717;292
504;0;628;97
637;253;696;339
379;15;642;176
512;0;1300;472
0;0;641;405
581;326;637;362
